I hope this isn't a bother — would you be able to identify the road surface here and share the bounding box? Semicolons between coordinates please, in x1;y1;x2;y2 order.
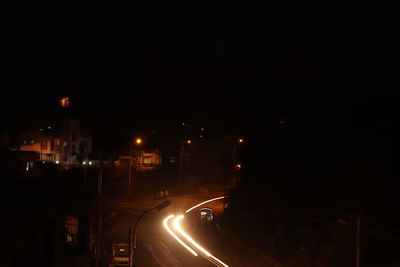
103;193;225;267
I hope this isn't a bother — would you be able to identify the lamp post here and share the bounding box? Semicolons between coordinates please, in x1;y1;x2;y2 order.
178;140;191;187
128;138;142;195
129;201;171;267
232;138;243;187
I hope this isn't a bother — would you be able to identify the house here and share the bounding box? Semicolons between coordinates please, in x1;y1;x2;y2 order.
135;149;162;171
19;118;92;166
114;149;162;172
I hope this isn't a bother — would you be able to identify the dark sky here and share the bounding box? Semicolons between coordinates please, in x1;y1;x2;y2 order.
1;1;400;127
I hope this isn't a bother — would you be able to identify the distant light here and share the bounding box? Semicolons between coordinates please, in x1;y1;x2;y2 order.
187;140;191;144
56;160;59;164
238;138;243;143
201;127;205;131
136;138;142;145
39;128;43;131
83;161;86;165
48;126;51;129
89;161;93;165
60;97;70;107
236;164;241;169
42;161;45;163
182;122;185;126
200;135;203;138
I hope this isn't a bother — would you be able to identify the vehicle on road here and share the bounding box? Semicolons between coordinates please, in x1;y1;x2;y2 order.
111;243;129;267
200;207;214;223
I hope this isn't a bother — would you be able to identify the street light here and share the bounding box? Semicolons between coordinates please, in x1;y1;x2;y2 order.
232;138;244;187
179;140;191;187
128;138;142;195
129;201;171;267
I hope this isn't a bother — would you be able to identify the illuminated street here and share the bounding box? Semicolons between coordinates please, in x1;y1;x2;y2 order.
164;197;229;267
3;1;400;266
103;193;226;267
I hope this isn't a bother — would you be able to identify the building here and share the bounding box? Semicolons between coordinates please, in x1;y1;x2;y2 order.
135;149;162;171
19;118;92;166
114;149;162;172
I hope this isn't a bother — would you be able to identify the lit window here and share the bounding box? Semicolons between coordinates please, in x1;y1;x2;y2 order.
60;97;70;107
143;156;152;165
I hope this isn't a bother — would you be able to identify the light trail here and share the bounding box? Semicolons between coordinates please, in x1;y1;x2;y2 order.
185;196;225;213
163;196;229;266
162;214;198;256
172;214;229;267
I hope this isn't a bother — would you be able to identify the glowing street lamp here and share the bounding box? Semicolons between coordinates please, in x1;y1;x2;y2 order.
129;138;142;195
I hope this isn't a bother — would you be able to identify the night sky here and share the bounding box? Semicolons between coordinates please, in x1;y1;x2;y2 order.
2;1;400;142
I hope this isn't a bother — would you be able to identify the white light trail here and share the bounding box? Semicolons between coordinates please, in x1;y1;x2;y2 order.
163;196;229;267
172;214;229;267
162;214;198;256
185;196;225;213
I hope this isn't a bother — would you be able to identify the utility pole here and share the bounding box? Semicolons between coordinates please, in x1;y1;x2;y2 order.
232;143;237;187
178;140;191;187
83;147;88;184
232;138;243;187
356;215;360;267
178;144;184;186
128;138;141;195
128;151;133;195
128;226;132;267
96;163;103;267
